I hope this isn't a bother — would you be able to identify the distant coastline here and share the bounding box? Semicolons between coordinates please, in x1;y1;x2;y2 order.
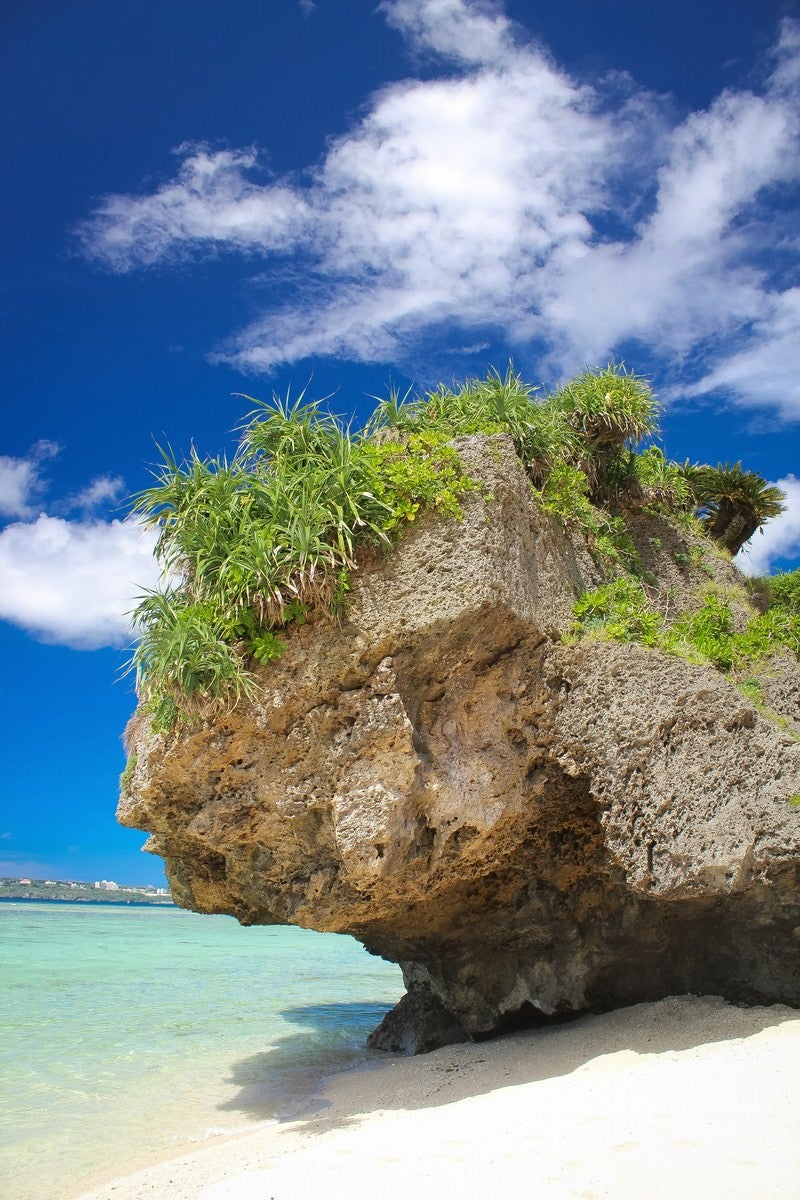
0;877;173;906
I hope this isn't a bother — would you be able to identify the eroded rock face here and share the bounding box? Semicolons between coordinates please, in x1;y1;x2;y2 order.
120;436;800;1051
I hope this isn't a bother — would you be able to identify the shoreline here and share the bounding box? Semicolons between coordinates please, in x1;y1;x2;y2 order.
0;897;174;907
73;994;800;1200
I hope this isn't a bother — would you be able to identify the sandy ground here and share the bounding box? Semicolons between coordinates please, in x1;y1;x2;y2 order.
75;995;800;1200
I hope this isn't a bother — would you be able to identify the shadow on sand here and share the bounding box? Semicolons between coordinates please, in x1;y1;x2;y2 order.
215;1000;394;1122
218;994;799;1135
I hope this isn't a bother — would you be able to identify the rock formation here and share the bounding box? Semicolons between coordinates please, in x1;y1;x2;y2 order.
120;435;800;1052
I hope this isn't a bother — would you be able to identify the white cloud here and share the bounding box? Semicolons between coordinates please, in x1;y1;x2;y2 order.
79;4;800;425
0;456;39;519
735;475;800;576
539;70;800;362
0;515;159;649
769;16;800;95
0;442;59;519
80;145;310;272
0;446;157;650
380;0;515;65
67;474;126;512
218;41;628;370
681;289;800;421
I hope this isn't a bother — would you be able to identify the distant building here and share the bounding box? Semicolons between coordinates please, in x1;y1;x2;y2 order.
94;880;120;891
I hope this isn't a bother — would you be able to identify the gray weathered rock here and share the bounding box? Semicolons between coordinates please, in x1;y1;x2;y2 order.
120;435;800;1051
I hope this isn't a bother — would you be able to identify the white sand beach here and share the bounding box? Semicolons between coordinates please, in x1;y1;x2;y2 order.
75;995;800;1200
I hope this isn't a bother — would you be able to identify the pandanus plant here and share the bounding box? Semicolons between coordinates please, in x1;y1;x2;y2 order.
128;388;471;723
546;363;659;500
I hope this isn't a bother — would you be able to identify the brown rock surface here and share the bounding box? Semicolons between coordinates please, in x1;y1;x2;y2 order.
120;435;800;1050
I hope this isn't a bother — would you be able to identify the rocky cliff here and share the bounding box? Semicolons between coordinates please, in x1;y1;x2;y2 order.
120;435;800;1052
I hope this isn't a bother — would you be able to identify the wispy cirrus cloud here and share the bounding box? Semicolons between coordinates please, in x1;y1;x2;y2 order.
78;1;800;421
81;145;310;272
681;289;800;424
66;475;126;513
381;0;516;65
0;441;59;519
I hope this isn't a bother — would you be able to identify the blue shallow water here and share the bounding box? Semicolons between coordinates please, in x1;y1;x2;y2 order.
0;902;403;1200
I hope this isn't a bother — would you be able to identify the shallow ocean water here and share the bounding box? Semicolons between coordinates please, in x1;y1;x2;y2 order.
0;901;403;1200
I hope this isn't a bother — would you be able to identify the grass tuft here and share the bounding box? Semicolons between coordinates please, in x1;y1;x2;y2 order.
130;397;474;726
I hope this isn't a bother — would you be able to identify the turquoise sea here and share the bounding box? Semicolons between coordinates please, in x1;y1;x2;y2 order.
0;901;403;1200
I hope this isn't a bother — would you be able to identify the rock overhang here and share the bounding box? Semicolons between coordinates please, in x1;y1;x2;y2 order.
120;433;800;1051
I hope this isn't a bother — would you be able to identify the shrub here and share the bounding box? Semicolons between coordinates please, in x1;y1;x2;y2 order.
535;462;641;573
664;594;737;670
635;446;692;514
572;584;800;675
367;364;580;484
762;568;800;615
130;393;475;723
572;578;661;645
119;754;137;796
547;362;658;448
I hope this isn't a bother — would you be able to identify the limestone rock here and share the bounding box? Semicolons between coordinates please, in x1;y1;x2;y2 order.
120;434;800;1051
366;985;471;1055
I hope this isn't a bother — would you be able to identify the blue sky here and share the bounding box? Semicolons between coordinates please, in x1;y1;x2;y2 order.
1;0;799;887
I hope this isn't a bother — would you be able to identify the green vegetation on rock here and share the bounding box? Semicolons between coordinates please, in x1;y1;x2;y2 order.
571;570;800;692
372;362;658;501
130;364;791;729
119;753;137;796
132;392;474;729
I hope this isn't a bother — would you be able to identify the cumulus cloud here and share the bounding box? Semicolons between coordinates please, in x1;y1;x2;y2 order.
0;515;159;649
79;2;800;422
0;452;157;650
540;72;800;374
735;475;800;576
